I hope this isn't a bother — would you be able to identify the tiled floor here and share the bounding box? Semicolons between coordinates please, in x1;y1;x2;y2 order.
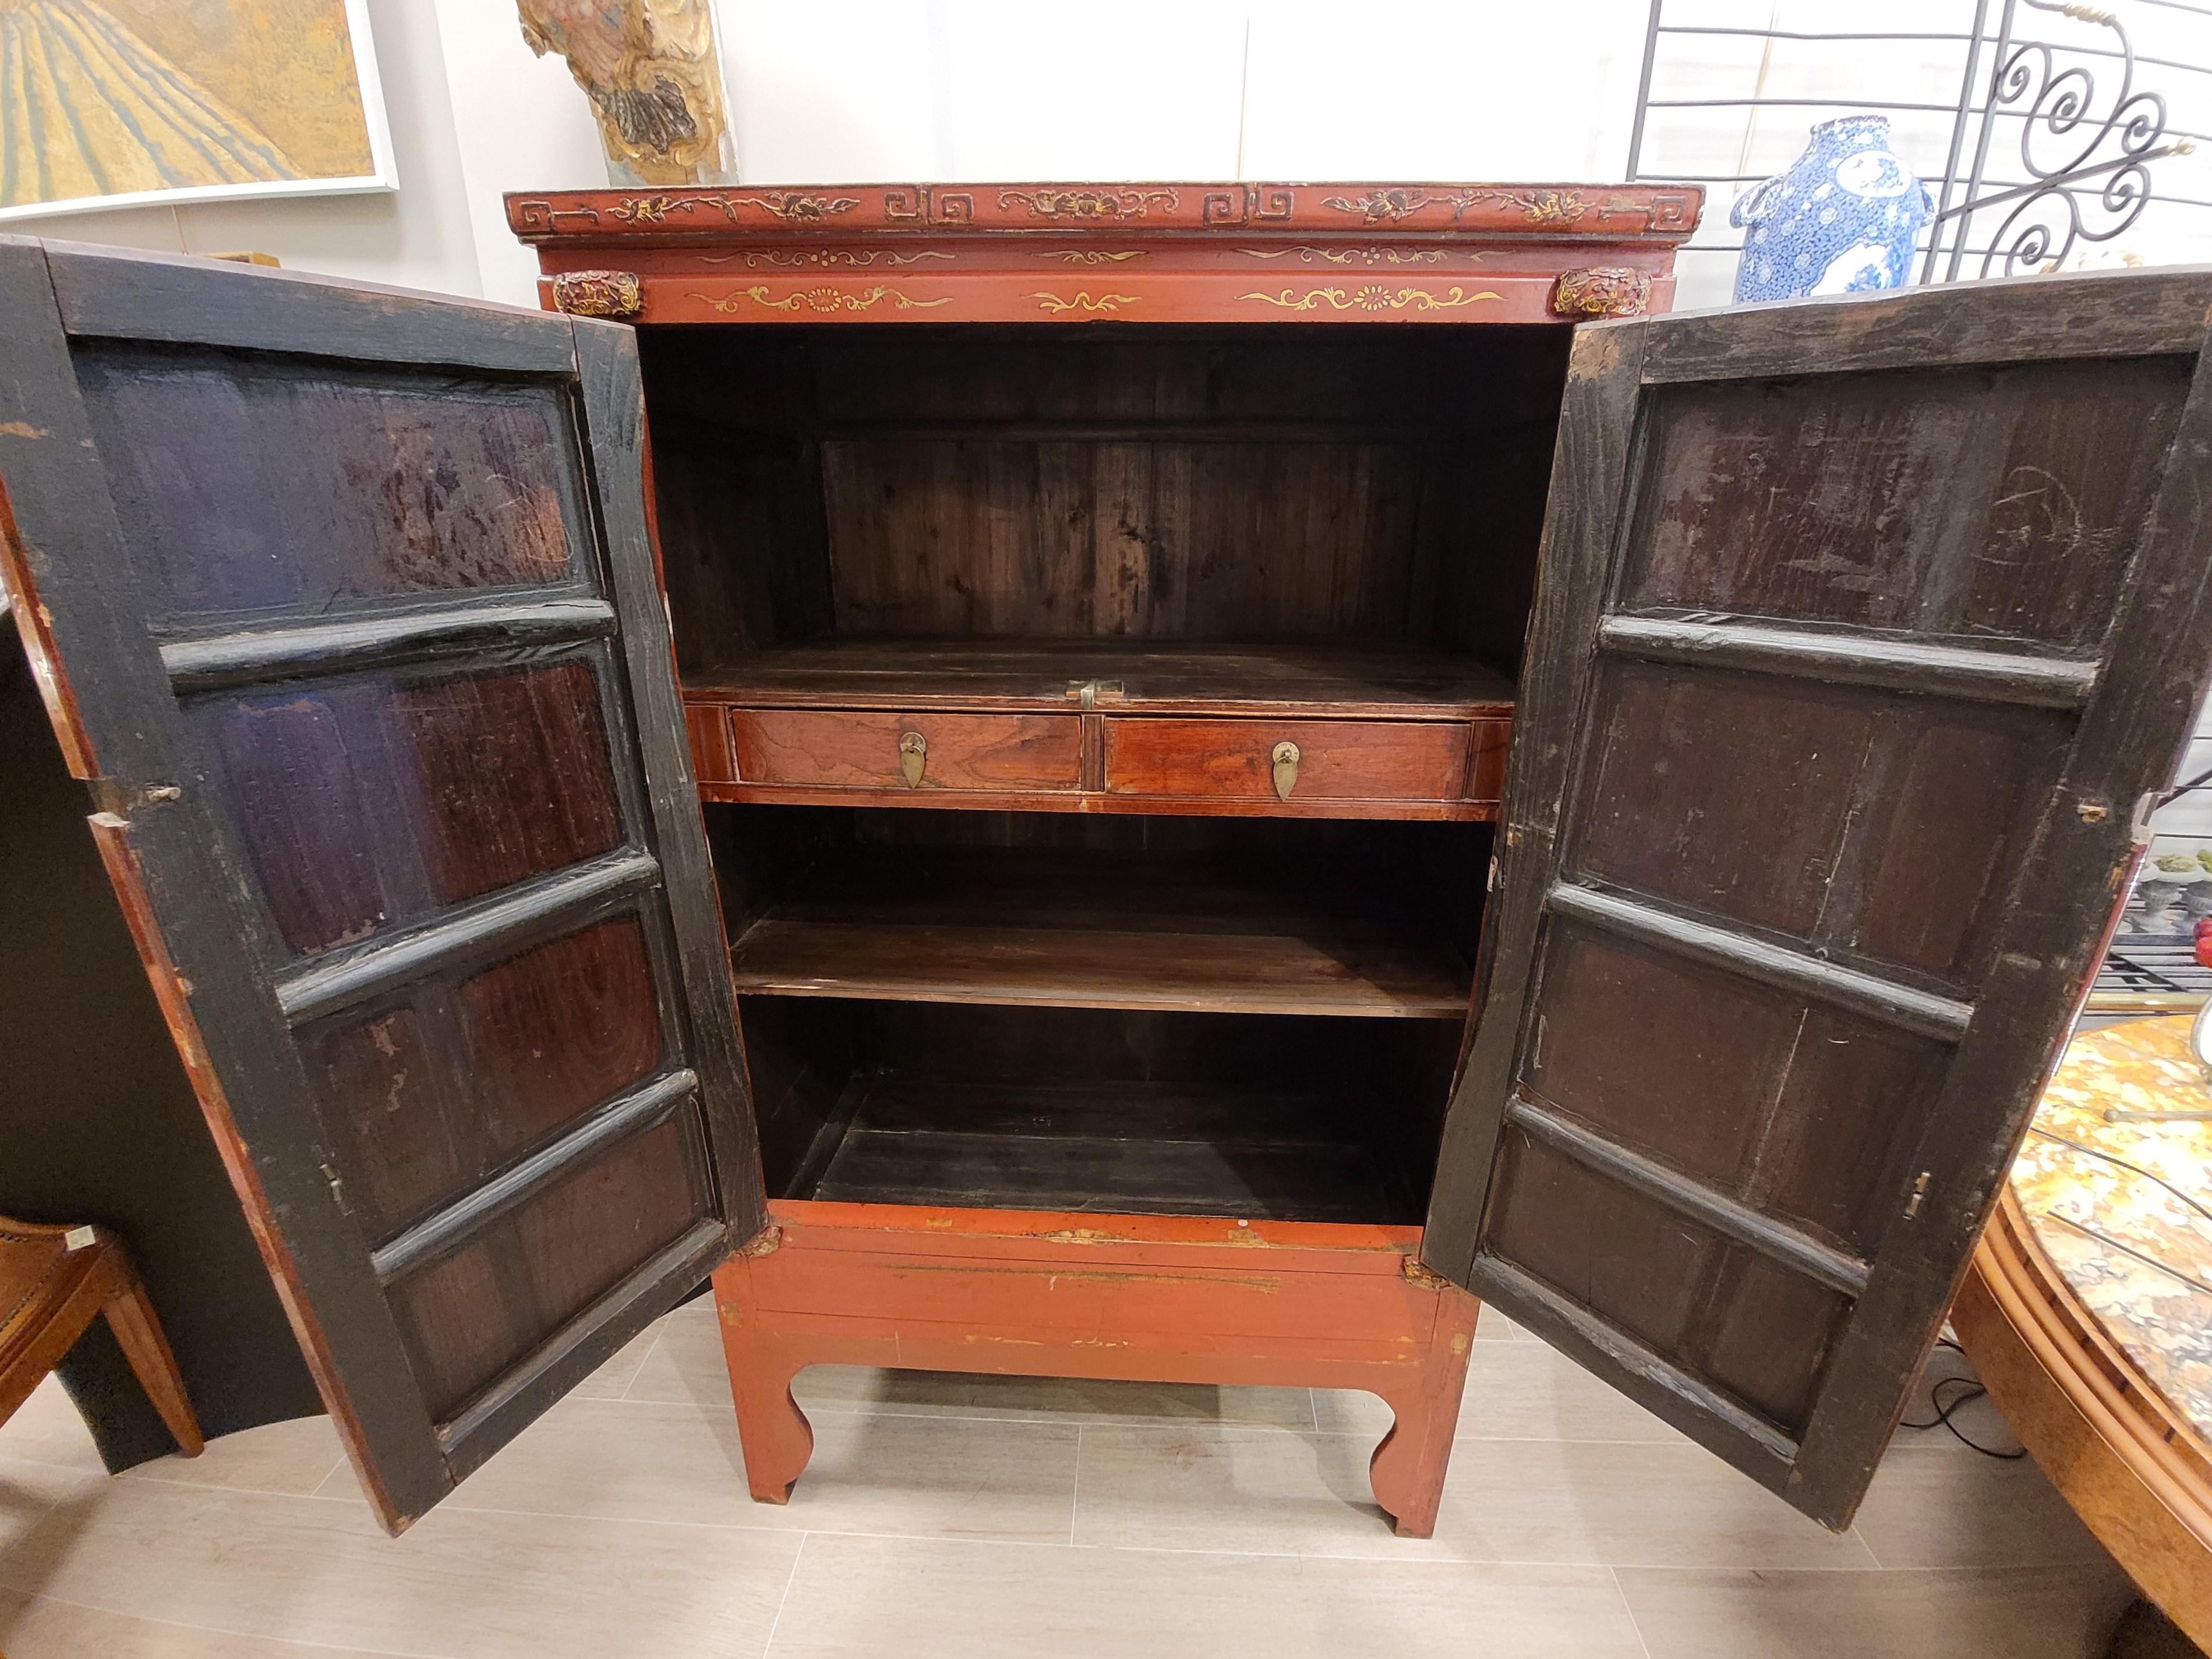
0;1301;2134;1658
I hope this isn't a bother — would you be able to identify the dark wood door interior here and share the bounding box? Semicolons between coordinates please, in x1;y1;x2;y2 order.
639;323;1566;1223
0;243;758;1533
1424;271;2212;1529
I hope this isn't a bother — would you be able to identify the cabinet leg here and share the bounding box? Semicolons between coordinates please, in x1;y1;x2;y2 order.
730;1364;813;1505
711;1262;814;1505
1368;1287;1479;1538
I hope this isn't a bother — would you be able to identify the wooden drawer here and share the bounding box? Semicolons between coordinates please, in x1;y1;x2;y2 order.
685;703;736;784
729;709;1082;793
1104;717;1489;805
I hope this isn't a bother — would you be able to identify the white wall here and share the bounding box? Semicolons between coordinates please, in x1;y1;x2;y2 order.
5;0;485;297
6;2;2204;316
0;1;1669;305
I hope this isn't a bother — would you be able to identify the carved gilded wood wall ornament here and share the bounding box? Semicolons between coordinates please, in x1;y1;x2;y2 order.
517;0;737;187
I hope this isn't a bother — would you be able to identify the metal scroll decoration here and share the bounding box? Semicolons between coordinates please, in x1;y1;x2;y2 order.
1927;0;2195;281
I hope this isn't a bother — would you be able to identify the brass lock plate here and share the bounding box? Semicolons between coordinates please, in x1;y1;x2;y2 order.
897;730;927;788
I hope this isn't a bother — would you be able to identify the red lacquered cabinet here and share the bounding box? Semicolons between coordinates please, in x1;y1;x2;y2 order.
5;185;2210;1539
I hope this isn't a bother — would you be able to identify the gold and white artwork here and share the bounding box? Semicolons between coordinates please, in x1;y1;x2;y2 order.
0;0;395;220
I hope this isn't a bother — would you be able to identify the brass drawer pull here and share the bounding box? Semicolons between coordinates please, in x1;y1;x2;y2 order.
1271;740;1301;801
899;730;927;788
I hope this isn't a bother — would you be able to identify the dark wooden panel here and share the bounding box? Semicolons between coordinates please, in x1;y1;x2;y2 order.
1620;358;2192;648
1427;268;2212;1531
47;243;579;372
804;1076;1409;1223
210;691;390;955
822;438;1425;640
1638;266;2211;382
197;655;630;954
1570;660;2070;982
399;658;625;906
0;246;758;1533
1482;1127;1846;1436
384;1112;708;1422
730;709;1082;793
458;917;665;1159
1484;1124;1715;1361
685;639;1515;718
1522;923;1946;1257
76;348;585;622
1104;718;1472;804
726;846;1472;1018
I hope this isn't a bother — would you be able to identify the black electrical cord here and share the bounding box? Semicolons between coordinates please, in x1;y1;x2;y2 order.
1900;1339;2027;1459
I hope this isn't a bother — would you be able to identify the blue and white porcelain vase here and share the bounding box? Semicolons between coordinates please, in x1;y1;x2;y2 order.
1731;116;1933;303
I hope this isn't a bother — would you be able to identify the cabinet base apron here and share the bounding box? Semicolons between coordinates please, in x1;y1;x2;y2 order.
709;1200;1481;1538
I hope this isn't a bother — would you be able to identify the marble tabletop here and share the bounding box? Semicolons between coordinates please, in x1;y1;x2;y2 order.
2009;1015;2212;1444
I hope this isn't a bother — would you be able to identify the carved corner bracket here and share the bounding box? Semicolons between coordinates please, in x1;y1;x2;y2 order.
550;269;645;320
1400;1254;1456;1292
1550;267;1652;320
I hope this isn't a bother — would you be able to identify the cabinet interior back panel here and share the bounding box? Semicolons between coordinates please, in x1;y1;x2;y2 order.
635;324;1571;666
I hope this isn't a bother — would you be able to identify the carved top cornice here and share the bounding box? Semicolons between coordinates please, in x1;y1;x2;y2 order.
506;181;1704;246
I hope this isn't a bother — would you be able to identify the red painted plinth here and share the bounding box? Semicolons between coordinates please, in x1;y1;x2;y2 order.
710;1198;1480;1538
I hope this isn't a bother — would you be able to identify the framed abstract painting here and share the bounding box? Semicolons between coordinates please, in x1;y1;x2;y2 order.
0;0;395;221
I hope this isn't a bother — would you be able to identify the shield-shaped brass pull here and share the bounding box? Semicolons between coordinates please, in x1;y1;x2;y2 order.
898;730;927;788
1271;740;1301;801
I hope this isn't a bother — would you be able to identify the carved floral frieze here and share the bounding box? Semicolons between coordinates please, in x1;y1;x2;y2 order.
688;285;952;313
1239;246;1454;266
999;188;1179;220
610;191;862;225
1027;291;1139;314
1239;285;1503;313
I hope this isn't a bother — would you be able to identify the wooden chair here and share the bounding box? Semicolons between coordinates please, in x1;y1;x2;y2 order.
0;1217;202;1456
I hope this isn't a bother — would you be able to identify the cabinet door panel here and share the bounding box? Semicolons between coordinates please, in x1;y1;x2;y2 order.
1425;270;2212;1529
0;242;759;1533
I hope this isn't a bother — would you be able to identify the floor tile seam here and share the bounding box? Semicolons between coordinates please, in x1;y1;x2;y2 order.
758;1531;808;1658
0;1584;455;1659
617;1318;676;1403
1608;1565;1658;1659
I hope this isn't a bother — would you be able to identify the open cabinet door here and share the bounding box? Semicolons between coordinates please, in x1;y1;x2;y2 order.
1423;268;2212;1530
0;240;761;1533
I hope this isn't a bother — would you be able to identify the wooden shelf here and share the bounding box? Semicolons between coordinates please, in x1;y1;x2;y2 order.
727;849;1474;1019
685;639;1515;720
799;1076;1415;1223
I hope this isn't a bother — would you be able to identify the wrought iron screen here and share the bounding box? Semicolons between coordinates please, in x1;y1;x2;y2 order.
1627;0;2212;308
